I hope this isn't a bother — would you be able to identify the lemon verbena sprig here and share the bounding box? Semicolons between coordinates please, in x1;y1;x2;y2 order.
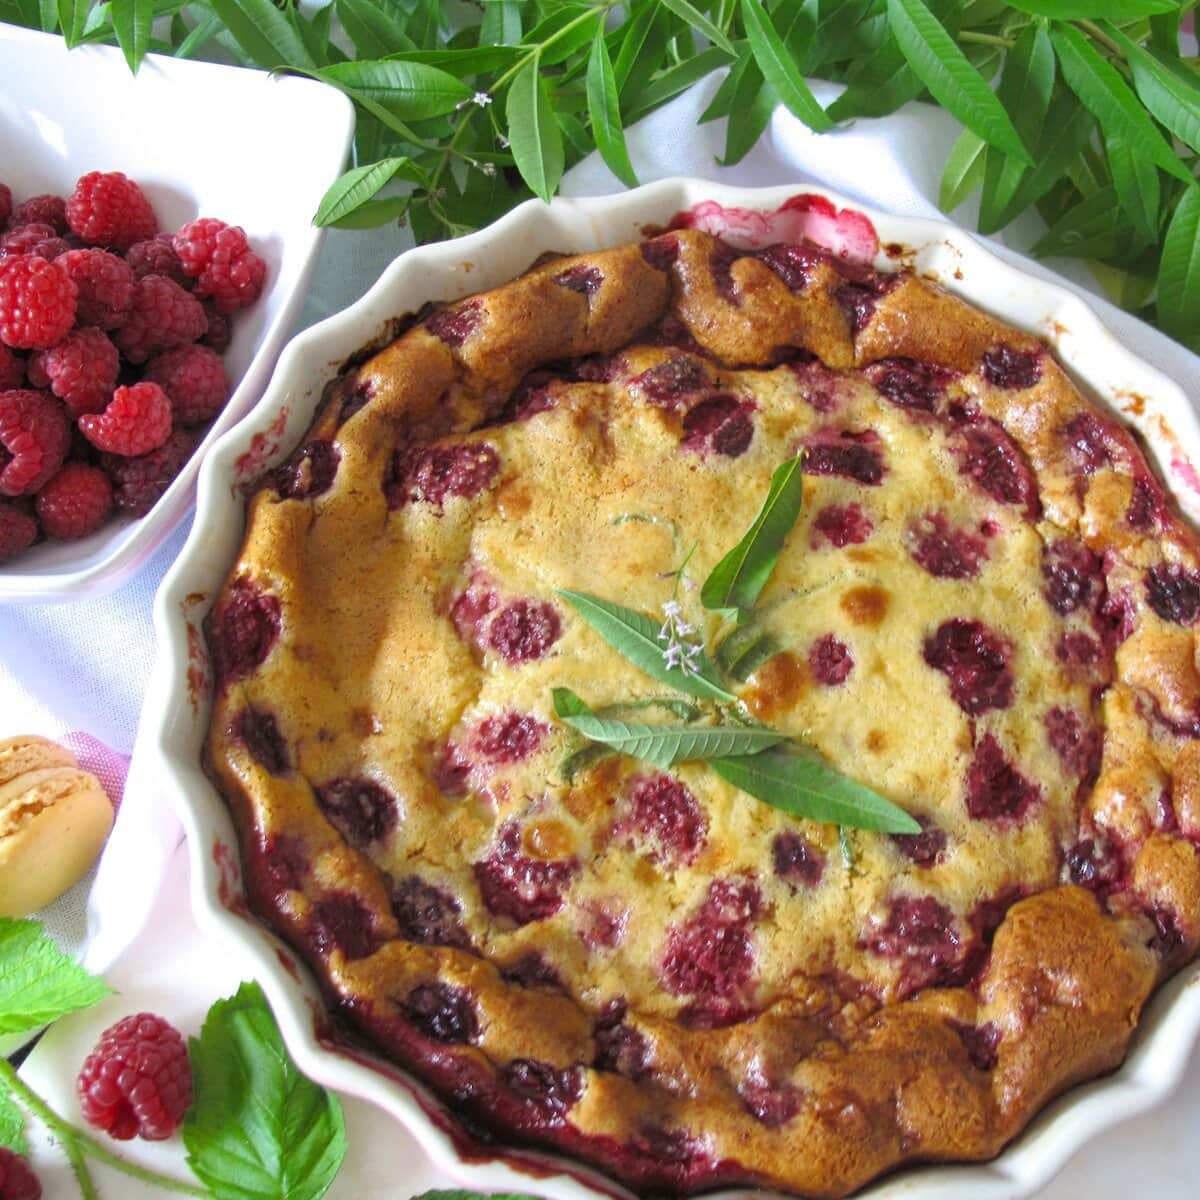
553;456;920;836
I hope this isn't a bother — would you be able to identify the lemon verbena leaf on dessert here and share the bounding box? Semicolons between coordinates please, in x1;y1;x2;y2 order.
556;713;788;772
702;454;805;623
0;918;111;1036
551;686;595;720
715;623;784;682
0;1085;27;1156
710;748;922;834
183;981;346;1200
557;590;735;702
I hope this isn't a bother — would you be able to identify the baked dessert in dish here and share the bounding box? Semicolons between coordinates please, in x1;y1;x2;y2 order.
203;216;1200;1198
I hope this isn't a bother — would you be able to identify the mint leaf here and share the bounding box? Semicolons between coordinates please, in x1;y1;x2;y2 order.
109;0;153;73
313;157;425;227
0;1084;27;1156
0;918;110;1036
701;454;804;623
888;0;1032;165
710;747;921;834
558;590;735;702
1157;184;1200;342
740;0;833;132
586;27;638;189
506;60;565;204
184;981;346;1200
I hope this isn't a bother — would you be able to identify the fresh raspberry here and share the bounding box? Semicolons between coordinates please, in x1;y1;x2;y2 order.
102;426;197;515
114;274;206;364
77;1012;192;1141
27;328;119;416
79;382;172;456
173;218;266;313
0;500;38;561
0;1147;42;1200
125;234;190;287
0;389;70;494
199;302;231;353
144;344;229;425
65;171;157;251
0;224;69;260
0;256;78;348
58;248;134;329
0;184;11;230
10;194;67;233
36;462;113;540
0;345;22;390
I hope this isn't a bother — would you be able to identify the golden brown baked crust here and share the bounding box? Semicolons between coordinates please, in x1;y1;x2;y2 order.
203;225;1200;1197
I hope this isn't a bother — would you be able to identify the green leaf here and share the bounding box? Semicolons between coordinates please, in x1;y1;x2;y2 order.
720;60;775;166
313;157;424;227
1111;28;1200;156
319;60;472;121
335;0;416;58
324;194;411;230
1049;22;1191;185
586;28;638;188
1106;135;1160;243
0;1085;27;1156
56;0;86;46
701;455;804;622
207;0;317;69
183;981;346;1200
110;0;153;71
740;0;833;131
553;689;786;769
600;696;704;722
481;0;522;46
939;128;987;212
714;624;782;682
627;48;736;123
699;43;750;123
1006;0;1175;16
1157;183;1200;341
660;0;738;56
612;0;659;90
557;590;736;702
506;60;565;204
887;0;1031;164
0;919;111;1036
1033;184;1128;259
174;12;223;58
710;747;921;833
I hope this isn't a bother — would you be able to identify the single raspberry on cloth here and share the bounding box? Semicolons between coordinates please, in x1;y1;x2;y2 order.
145;344;229;425
0;223;69;261
0;1147;42;1200
79;382;172;456
58;248;134;330
28;327;119;417
9;193;67;233
113;274;206;364
0;388;69;494
36;462;113;540
0;500;38;562
0;256;78;349
77;1012;193;1141
125;234;191;286
0;345;22;390
65;171;157;251
103;427;198;515
173;218;266;313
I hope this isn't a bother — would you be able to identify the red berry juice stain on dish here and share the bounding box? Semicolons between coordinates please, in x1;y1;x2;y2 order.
908;512;988;580
772;830;825;889
185;621;211;712
473;821;579;925
680;394;754;457
615;774;709;867
235;708;289;773
488;598;561;664
923;618;1014;716
866;357;956;415
946;407;1040;518
981;345;1042;390
234;405;289;484
425;298;482;346
315;777;399;848
1044;708;1102;782
808;634;853;685
261;439;340;500
811;502;873;549
310;893;384;961
401;982;480;1044
551;264;603;300
804;428;886;484
863;895;963;996
502;1059;583;1118
964;734;1040;823
891;818;948;867
660;877;763;1027
1041;538;1102;615
211;839;248;916
1146;563;1200;625
391;876;473;950
386;442;500;509
209;576;281;688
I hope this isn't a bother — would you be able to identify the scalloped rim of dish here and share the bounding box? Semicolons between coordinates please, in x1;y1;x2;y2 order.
0;25;354;603
149;177;1200;1200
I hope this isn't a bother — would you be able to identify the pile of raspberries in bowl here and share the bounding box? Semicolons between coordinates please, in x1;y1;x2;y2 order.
0;171;265;563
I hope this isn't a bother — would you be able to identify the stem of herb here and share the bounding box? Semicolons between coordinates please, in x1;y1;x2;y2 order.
959;30;1013;49
0;1061;208;1199
1077;19;1124;59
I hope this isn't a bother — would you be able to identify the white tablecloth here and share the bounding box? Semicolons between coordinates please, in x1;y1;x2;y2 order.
7;71;1199;1198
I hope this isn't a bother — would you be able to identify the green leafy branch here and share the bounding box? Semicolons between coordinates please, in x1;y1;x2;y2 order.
552;456;921;836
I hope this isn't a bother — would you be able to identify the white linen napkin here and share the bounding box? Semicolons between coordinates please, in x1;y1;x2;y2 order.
7;69;1200;1199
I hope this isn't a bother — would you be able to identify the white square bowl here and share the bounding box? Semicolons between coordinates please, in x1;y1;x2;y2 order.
150;179;1200;1199
0;23;354;601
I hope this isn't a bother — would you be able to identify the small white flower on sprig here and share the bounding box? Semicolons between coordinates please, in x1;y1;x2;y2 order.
659;600;703;677
458;91;494;110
